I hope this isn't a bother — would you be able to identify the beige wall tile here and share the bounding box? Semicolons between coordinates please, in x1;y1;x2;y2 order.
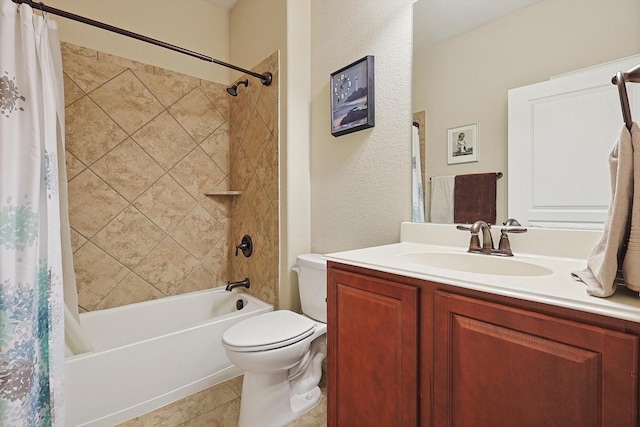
95;273;164;310
255;133;279;204
134;174;197;233
92;206;165;269
171;206;224;260
229;145;253;194
175;264;218;295
239;111;271;170
201;121;230;174
63;75;85;107
168;88;225;143
200;80;230;121
74;242;128;310
202;235;230;281
90;70;164;134
91;139;164;202
64;150;85;181
133;69;197;108
66;96;128;165
132;111;196;171
69;229;86;254
134;237;198;295
200;193;231;219
170;147;226;199
62;51;126;93
68;169;128;238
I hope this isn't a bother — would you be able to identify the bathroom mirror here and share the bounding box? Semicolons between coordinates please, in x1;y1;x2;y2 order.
412;0;640;228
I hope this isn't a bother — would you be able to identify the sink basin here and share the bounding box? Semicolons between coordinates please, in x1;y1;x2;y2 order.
398;252;553;277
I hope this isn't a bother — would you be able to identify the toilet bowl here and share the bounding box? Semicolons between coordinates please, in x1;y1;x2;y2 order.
222;254;327;427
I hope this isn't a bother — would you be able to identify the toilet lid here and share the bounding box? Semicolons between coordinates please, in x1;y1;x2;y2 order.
222;310;316;352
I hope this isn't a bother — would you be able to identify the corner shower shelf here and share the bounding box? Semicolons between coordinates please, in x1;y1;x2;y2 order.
204;191;242;196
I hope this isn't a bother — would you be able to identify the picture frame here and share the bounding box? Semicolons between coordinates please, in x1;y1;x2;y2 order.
447;123;478;164
330;55;375;137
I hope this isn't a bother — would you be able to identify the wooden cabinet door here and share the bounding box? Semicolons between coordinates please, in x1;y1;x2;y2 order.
327;268;419;427
433;291;638;427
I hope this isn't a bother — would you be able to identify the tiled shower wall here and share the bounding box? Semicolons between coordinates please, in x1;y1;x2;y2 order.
62;43;277;311
228;53;279;309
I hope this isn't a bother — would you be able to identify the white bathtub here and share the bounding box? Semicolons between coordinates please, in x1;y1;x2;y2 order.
65;287;273;426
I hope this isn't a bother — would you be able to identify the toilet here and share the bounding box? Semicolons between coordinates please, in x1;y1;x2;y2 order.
222;253;327;427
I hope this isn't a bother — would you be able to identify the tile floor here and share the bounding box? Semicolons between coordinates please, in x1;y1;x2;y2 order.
118;375;327;427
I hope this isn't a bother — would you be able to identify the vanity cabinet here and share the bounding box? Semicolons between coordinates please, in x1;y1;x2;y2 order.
433;291;638;427
327;267;419;427
327;261;640;427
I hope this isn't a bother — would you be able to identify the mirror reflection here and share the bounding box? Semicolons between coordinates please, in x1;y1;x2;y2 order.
412;0;640;228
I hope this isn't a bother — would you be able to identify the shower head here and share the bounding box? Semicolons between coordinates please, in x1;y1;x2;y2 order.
226;79;249;97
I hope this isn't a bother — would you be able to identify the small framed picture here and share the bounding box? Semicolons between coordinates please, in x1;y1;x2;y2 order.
330;55;375;137
447;123;478;164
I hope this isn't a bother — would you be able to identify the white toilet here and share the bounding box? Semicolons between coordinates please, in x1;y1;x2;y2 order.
222;253;327;427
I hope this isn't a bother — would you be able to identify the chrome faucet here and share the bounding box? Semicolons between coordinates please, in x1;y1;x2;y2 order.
226;277;250;291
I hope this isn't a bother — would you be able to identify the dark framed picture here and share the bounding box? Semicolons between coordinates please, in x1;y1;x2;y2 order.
330;55;375;137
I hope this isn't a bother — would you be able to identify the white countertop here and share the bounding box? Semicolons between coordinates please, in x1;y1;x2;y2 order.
325;223;640;323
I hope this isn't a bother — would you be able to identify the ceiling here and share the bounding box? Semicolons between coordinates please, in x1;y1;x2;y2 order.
204;0;541;48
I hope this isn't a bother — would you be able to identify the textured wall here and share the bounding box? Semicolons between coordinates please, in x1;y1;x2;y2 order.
228;53;280;309
310;0;414;254
63;43;232;311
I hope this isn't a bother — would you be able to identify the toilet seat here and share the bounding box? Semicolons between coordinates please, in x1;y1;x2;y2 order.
223;310;316;352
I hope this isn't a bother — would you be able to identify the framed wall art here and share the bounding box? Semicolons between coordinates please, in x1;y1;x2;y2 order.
330;55;375;137
447;123;478;164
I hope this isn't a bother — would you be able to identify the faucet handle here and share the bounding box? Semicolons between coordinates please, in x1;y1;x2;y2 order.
503;218;521;227
497;225;527;256
456;224;481;250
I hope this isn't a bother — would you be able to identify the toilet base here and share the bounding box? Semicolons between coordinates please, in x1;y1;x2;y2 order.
238;371;322;427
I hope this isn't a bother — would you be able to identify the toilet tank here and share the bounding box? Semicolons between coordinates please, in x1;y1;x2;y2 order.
295;253;327;323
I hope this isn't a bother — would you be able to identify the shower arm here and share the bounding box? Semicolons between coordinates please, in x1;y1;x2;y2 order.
11;0;273;86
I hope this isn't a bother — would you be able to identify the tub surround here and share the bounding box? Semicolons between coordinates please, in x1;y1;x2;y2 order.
228;51;280;309
63;42;232;311
325;222;640;322
62;42;280;311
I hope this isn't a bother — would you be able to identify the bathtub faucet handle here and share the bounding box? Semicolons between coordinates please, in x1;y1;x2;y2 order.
235;235;253;257
226;278;250;291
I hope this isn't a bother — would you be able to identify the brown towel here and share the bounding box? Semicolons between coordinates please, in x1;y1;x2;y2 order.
571;123;636;297
453;173;497;224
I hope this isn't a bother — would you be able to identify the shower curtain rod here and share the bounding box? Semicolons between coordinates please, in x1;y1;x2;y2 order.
11;0;273;86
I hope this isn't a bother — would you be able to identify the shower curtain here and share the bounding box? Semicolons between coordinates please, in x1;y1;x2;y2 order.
0;1;75;424
412;124;425;222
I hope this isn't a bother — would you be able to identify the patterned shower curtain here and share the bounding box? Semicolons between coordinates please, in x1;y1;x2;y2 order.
0;1;67;425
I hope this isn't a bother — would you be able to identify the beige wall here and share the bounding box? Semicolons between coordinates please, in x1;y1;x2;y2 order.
47;0;230;82
310;0;414;254
413;0;640;223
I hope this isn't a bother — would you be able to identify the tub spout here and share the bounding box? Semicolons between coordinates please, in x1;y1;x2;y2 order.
226;278;250;291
